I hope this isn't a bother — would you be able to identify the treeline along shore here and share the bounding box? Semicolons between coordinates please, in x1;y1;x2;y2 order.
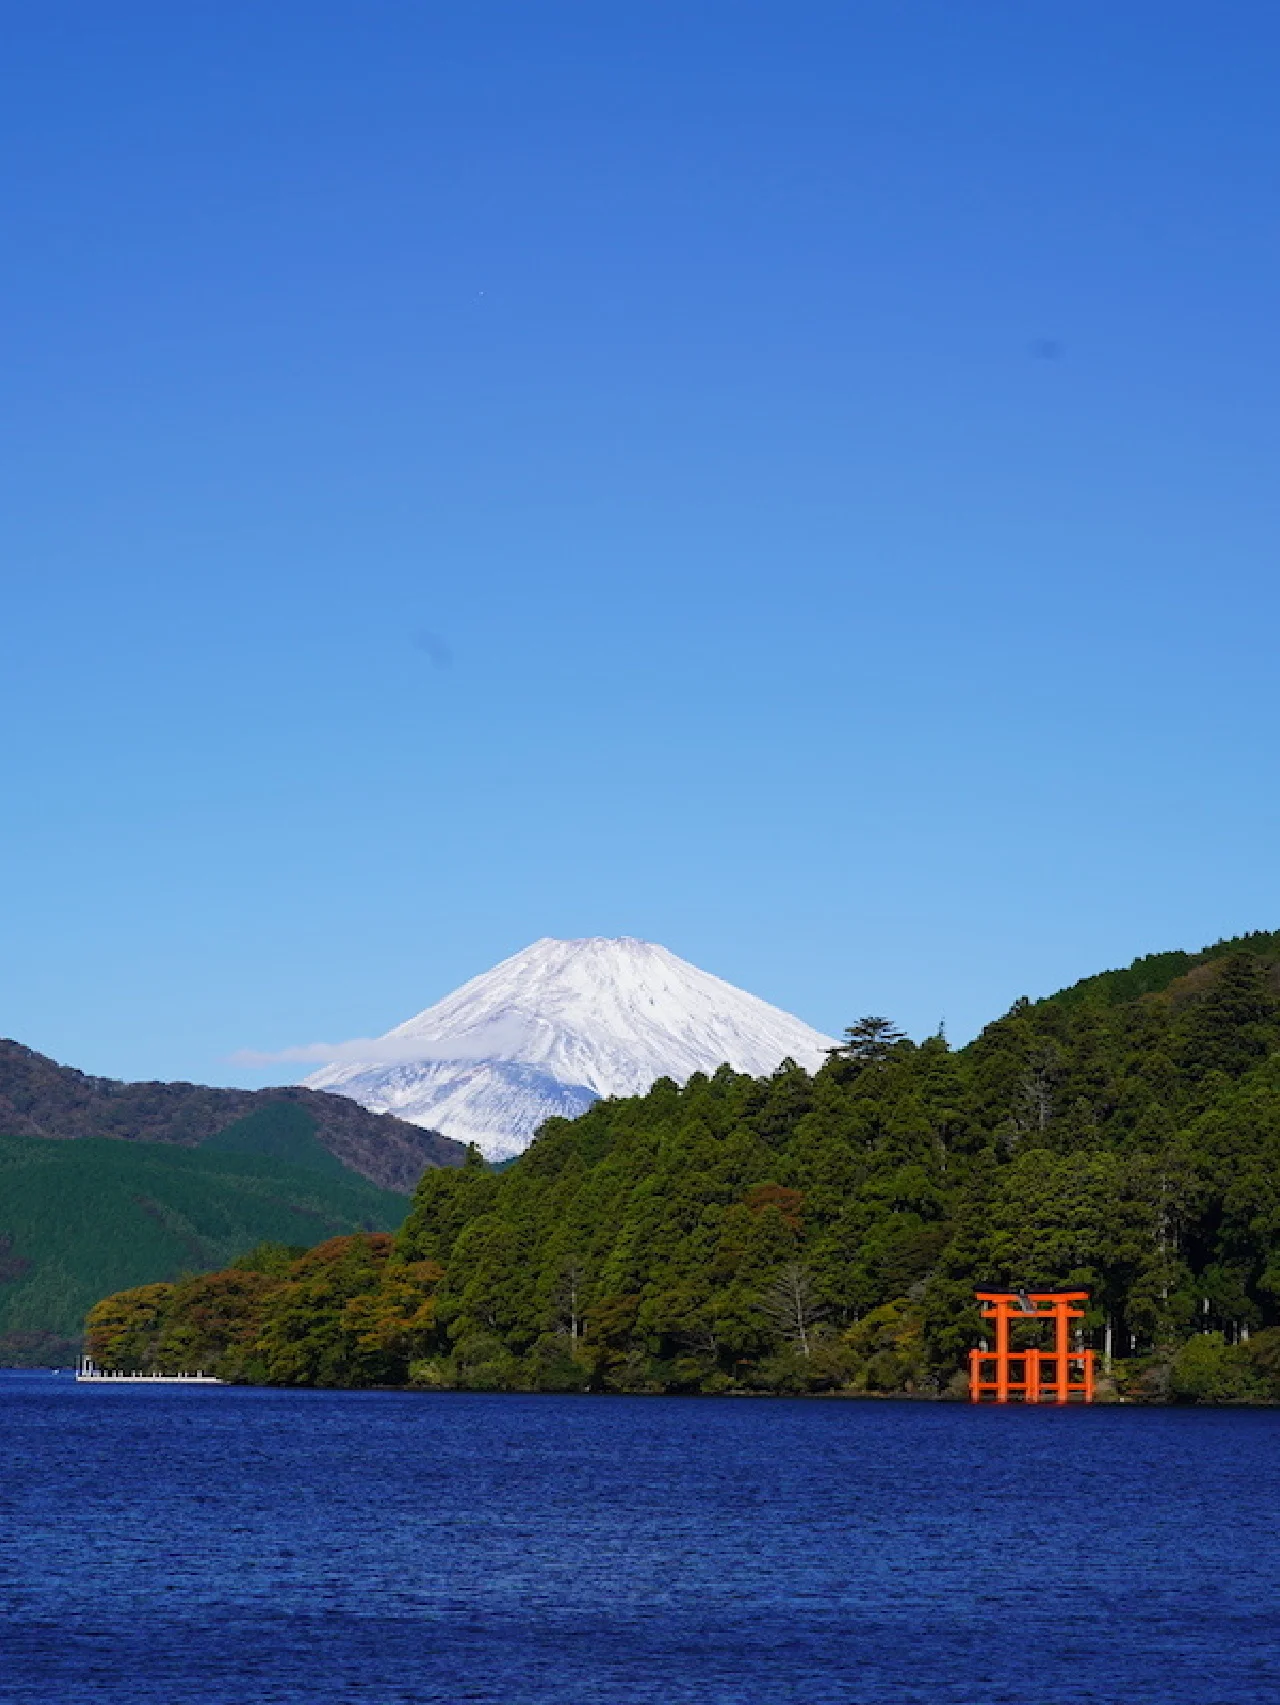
86;932;1280;1403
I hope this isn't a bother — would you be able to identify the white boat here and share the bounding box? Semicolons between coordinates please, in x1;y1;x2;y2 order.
75;1355;224;1385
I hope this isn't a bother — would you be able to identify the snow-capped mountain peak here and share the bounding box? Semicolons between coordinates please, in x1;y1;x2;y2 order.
303;937;837;1161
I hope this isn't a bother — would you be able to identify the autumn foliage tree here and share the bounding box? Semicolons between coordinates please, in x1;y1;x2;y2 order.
85;1235;443;1387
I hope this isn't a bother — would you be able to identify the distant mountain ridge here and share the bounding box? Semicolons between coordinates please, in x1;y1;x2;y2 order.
0;1039;466;1192
305;937;837;1159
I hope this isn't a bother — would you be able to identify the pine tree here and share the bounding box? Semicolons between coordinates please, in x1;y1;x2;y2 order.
828;1016;905;1063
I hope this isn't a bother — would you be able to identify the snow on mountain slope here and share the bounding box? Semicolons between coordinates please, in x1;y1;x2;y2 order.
303;937;837;1160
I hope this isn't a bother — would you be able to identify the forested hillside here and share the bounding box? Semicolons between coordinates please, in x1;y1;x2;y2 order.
85;933;1280;1401
0;1133;409;1364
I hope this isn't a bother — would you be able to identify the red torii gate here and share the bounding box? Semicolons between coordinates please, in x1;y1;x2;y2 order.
969;1290;1095;1404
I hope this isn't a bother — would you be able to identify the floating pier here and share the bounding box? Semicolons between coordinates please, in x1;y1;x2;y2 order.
75;1356;223;1385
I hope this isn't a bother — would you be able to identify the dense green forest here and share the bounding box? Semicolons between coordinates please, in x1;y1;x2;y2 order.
0;1120;409;1364
86;933;1280;1401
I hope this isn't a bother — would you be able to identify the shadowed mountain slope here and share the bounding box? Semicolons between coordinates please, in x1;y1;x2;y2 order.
0;1039;466;1192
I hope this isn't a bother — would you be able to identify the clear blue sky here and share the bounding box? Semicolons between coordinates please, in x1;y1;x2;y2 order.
3;3;1278;1085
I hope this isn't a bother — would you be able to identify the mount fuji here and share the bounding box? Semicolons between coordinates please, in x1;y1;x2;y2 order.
303;937;838;1161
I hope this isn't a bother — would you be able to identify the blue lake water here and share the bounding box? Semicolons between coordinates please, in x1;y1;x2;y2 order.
2;1371;1279;1704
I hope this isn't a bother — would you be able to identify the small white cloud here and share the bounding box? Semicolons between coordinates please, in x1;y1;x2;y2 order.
230;1014;537;1071
230;1038;389;1069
